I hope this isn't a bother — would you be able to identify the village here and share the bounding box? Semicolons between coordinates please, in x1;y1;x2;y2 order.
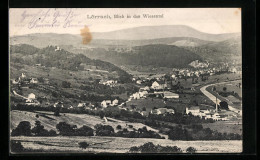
10;60;242;123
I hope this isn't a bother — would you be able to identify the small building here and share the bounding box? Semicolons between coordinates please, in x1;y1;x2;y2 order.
151;81;167;90
54;101;64;108
139;86;150;92
30;78;38;84
77;103;87;108
11;79;19;84
112;99;119;106
136;80;142;84
28;93;36;100
151;108;175;115
186;106;200;115
140;111;149;117
163;91;179;99
139;91;148;98
132;92;141;99
21;73;26;78
101;100;112;108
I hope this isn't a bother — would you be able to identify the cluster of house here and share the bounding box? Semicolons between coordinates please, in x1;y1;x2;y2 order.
189;60;209;68
185;106;229;121
132;66;233;86
101;99;119;108
11;73;39;85
99;80;118;87
128;81;180;102
150;108;175;115
228;66;242;74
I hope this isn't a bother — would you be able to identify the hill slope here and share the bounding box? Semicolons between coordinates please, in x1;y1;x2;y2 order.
10;44;132;82
84;44;203;68
183;36;242;62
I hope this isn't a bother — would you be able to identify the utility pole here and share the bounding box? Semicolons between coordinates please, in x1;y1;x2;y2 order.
215;93;218;112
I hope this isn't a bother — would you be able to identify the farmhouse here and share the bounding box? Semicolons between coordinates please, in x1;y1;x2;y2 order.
112;99;119;106
139;86;150;92
28;93;36;100
163;91;179;99
151;81;167;90
77;103;87;108
139;111;149;117
30;78;38;84
101;100;112;108
185;106;200;115
136;80;142;84
54;102;64;108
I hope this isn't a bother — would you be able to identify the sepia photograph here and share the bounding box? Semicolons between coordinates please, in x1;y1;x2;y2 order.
9;8;242;154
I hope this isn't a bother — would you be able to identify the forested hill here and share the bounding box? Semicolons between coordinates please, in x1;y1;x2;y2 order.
10;44;132;83
85;44;203;68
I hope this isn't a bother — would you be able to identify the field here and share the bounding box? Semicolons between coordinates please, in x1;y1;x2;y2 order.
202;121;242;134
10;110;166;137
11;136;242;153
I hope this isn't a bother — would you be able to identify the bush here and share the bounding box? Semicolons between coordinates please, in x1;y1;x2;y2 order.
10;140;24;152
116;125;122;130
186;147;197;153
31;121;57;136
11;121;32;136
94;124;115;136
129;142;182;153
79;142;89;149
128;125;133;128
76;125;94;136
56;122;77;136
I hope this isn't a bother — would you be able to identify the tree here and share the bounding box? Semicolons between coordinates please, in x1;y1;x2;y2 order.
10;140;24;152
76;125;94;136
142;107;146;111
223;87;227;92
94;124;115;136
56;122;77;136
219;101;229;110
11;121;32;136
186;147;197;153
99;111;105;119
79;142;89;149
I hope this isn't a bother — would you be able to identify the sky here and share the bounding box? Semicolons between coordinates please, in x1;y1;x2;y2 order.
9;8;241;36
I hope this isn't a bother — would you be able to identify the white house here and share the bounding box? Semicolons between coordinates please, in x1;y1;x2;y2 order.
132;92;141;99
21;73;26;78
136;80;142;84
77;103;86;108
139;91;148;98
151;81;166;90
101;100;112;108
30;78;38;84
28;93;36;100
112;99;119;106
55;46;61;51
186;106;200;115
11;79;19;84
54;102;64;108
139;86;150;92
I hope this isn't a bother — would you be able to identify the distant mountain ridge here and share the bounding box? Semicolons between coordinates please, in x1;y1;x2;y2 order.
91;25;240;41
10;25;240;48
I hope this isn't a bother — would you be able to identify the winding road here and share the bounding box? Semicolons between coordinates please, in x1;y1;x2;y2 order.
200;80;242;115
